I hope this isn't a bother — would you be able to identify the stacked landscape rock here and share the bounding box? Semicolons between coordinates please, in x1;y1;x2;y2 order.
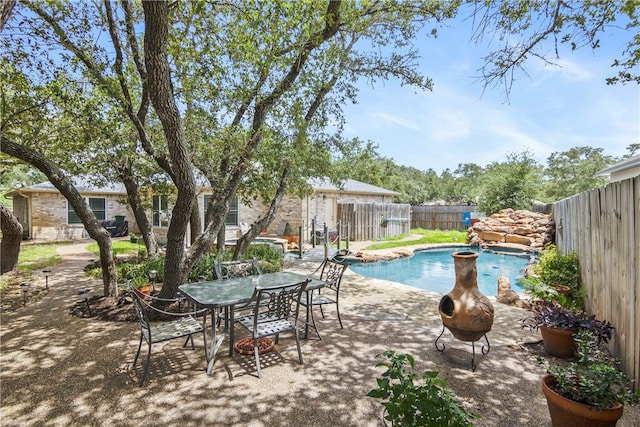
466;208;554;251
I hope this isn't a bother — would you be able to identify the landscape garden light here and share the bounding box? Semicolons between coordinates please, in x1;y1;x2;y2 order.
42;269;52;290
148;270;157;293
20;282;31;306
78;289;92;317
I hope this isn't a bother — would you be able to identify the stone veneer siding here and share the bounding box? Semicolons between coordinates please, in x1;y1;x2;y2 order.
18;191;133;240
20;188;392;242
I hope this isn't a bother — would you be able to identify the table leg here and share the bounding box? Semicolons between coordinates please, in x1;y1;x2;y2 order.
305;293;311;339
304;291;322;340
228;305;235;356
206;309;226;376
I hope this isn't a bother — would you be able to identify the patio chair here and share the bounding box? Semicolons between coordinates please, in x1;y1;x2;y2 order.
213;259;263;326
235;279;310;378
214;259;262;279
129;285;208;386
300;258;349;340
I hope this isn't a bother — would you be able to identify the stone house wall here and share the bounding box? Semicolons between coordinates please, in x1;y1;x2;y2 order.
18;184;393;242
18;191;132;240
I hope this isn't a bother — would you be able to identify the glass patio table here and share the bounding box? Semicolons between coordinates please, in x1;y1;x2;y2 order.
179;271;324;375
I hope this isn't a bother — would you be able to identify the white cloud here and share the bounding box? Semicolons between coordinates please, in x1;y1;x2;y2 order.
528;56;595;86
370;112;422;131
341;27;639;173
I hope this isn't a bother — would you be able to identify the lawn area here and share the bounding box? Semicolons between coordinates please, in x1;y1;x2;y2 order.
361;229;466;250
0;241;65;311
1;231;462;311
86;240;146;256
16;241;65;272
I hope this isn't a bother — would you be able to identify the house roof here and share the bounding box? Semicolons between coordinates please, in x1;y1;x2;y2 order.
309;178;400;196
6;176;399;198
594;154;640;178
6;178;126;196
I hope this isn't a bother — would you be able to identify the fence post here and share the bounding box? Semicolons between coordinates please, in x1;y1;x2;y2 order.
346;222;350;251
336;220;341;250
298;226;303;259
323;223;329;259
311;219;316;248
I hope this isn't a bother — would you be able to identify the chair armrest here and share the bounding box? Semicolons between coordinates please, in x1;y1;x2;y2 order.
131;291;207;318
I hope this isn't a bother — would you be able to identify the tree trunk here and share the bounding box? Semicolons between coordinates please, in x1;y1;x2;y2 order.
1;136;117;296
190;198;201;245
119;163;159;255
0;202;23;274
234;167;291;259
143;1;195;298
216;224;226;256
0;0;15;32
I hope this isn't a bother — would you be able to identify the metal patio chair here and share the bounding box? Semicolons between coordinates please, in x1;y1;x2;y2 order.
235;279;310;378
300;258;349;340
213;259;263;326
214;259;262;280
129;285;208;386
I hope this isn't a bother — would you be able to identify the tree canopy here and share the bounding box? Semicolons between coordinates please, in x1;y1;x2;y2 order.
1;0;637;296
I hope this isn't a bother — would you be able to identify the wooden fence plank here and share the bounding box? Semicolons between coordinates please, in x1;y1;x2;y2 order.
338;202;411;241
553;178;638;391
410;205;474;231
634;177;640;389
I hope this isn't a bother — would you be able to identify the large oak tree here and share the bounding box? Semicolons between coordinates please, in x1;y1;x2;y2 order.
1;1;637;297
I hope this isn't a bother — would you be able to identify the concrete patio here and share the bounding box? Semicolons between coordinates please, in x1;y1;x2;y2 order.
1;241;638;426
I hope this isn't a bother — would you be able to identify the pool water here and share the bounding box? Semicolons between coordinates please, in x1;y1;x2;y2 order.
349;246;534;296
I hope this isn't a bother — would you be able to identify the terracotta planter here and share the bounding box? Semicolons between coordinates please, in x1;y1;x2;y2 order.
283;235;299;249
133;285;153;299
552;284;571;296
540;326;576;358
542;375;624;427
438;251;494;341
233;337;275;355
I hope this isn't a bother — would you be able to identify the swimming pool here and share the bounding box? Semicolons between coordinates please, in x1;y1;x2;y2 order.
349;246;534;297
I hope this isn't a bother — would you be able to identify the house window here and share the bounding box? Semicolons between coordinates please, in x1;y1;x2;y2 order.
68;198;106;224
153;195;169;227
204;195;239;226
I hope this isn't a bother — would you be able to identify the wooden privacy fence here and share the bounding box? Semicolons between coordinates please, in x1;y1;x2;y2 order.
411;205;476;231
554;176;638;391
338;202;411;241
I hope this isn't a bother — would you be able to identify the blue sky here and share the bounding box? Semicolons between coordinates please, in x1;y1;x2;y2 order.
342;15;639;174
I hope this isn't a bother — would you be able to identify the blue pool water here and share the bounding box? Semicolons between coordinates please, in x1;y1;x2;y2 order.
349;246;534;296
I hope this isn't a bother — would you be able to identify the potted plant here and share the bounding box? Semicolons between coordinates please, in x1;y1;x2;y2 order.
521;244;585;309
542;330;637;426
522;302;615;358
367;350;477;426
129;233;138;243
129;275;153;297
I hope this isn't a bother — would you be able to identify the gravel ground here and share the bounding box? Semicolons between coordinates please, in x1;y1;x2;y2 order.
1;241;638;427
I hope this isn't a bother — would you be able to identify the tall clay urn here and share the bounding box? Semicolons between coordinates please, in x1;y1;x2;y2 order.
438;251;494;341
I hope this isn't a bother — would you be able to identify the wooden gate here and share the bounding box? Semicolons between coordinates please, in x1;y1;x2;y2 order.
338;202;410;241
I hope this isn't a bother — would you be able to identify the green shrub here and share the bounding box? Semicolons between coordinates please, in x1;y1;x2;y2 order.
95;241;284;285
368;350;477;427
521;243;584;309
115;254;164;287
187;244;283;280
246;244;282;273
188;253;218;282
